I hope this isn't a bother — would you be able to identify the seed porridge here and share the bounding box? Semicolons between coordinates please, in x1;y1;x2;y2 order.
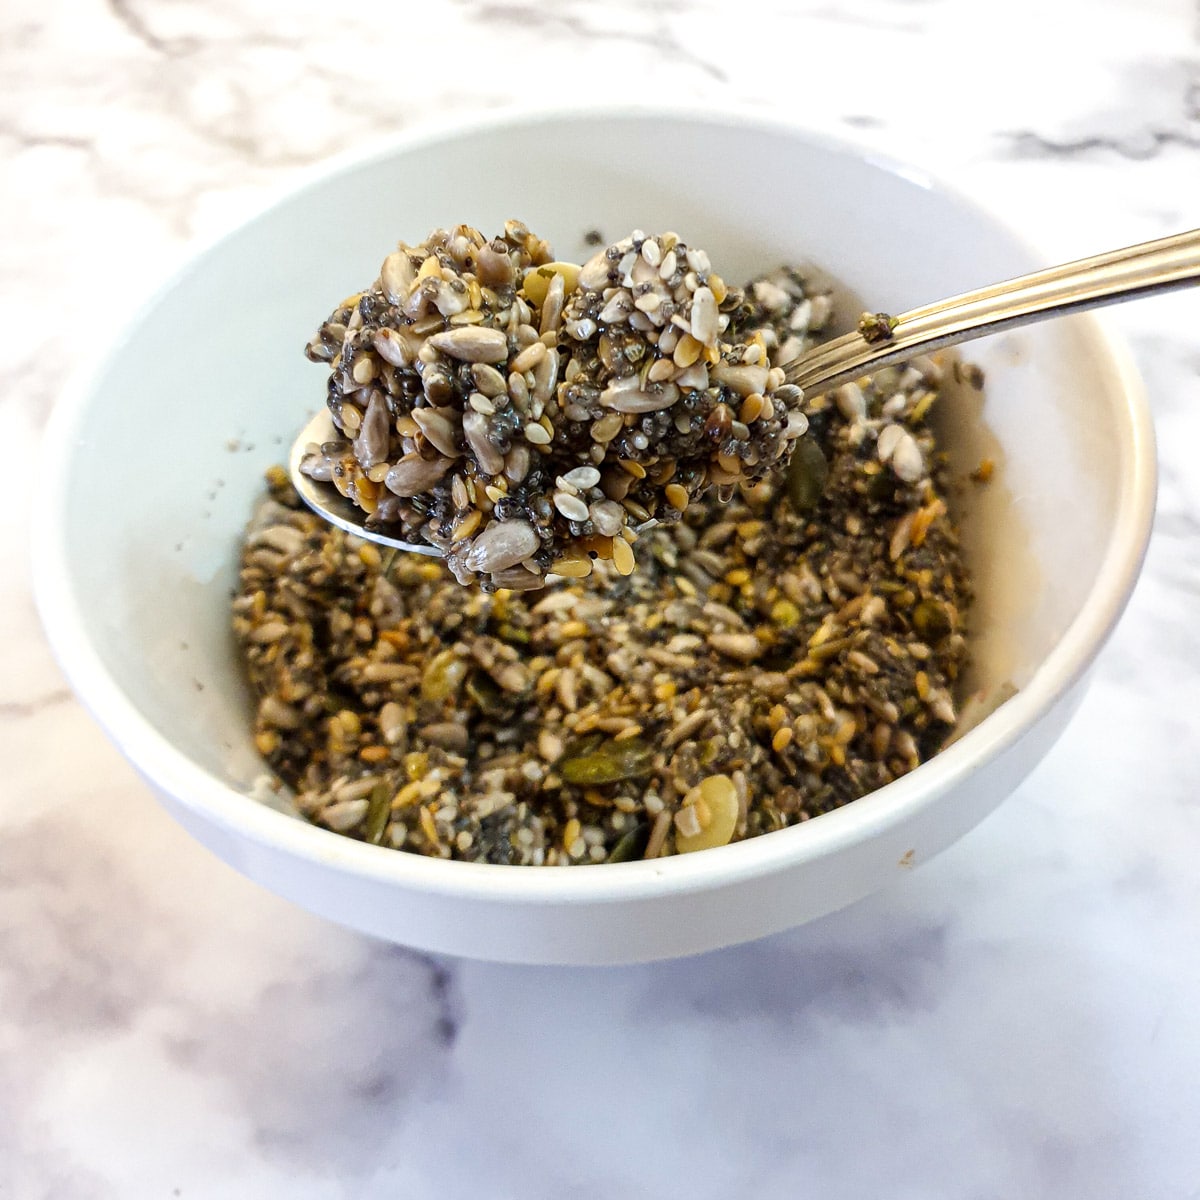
236;230;974;864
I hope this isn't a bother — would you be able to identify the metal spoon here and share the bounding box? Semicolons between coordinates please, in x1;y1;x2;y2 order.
290;228;1200;554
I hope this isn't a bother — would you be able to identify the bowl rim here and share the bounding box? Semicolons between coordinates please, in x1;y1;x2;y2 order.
32;101;1157;904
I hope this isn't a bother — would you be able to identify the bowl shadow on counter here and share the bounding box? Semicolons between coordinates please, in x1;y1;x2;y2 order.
415;880;1141;1197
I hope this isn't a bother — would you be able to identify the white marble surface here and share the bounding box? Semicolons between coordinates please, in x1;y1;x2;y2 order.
4;1;1200;1195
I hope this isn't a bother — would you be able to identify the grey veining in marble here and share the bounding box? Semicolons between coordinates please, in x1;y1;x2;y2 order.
3;1;1200;1197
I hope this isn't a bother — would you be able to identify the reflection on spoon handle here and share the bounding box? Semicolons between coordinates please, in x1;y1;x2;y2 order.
785;228;1200;395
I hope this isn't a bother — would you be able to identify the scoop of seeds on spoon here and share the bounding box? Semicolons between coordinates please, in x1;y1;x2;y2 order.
295;223;811;591
294;223;1200;589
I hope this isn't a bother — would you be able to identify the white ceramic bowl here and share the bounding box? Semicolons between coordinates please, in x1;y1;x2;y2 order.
35;107;1155;965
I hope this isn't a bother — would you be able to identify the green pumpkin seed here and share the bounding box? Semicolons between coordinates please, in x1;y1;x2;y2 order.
787;439;829;513
866;470;897;502
466;670;506;715
809;635;852;662
606;822;651;862
560;736;656;785
913;599;953;642
364;781;391;845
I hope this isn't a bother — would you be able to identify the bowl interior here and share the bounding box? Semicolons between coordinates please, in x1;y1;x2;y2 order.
48;111;1140;827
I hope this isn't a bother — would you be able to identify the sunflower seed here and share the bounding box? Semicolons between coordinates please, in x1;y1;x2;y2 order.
511;340;546;373
471;363;507;397
599;378;678;413
540;271;566;334
353;390;390;467
708;632;762;661
384;453;453;497
426;326;509;363
504;444;532;484
890;431;925;482
464;519;541;573
578;250;612;291
599;293;634;324
531;347;559;404
419;722;470;752
463;410;505;475
835;382;867;421
711;363;770;396
411;407;461;458
381;252;415;304
689;286;718;344
373;328;410;367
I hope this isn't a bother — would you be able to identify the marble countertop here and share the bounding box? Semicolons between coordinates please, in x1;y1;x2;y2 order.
4;1;1200;1196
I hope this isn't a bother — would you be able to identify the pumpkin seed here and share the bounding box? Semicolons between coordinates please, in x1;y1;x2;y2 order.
521;261;582;308
364;781;391;845
913;599;954;642
458;670;500;715
786;438;829;512
560;736;656;785
675;774;740;853
606;822;652;863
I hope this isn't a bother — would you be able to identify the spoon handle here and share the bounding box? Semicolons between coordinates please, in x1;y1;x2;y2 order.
784;228;1200;395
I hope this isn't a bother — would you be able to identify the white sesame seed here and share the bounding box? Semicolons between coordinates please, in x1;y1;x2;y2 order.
561;465;601;490
554;491;590;522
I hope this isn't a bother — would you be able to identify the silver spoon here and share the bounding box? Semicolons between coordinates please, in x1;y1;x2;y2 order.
290;227;1200;554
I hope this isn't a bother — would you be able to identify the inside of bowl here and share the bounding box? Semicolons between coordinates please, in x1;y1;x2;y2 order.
54;112;1137;799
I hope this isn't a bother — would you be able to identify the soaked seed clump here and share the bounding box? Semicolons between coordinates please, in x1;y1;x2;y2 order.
300;223;809;592
239;266;973;865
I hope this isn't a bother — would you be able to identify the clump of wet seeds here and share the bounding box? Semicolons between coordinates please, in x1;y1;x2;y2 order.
300;224;810;592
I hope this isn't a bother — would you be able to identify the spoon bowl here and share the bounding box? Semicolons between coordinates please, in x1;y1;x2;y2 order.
289;409;441;556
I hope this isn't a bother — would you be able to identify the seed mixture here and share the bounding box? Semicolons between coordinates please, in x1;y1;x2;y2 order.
237;263;973;865
300;224;808;591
